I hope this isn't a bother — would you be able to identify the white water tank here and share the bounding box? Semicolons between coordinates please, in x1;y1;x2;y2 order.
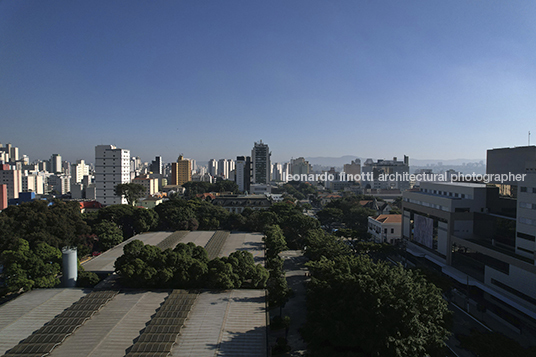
62;247;78;287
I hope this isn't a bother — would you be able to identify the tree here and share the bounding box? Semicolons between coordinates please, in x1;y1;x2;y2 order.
93;220;123;251
0;200;91;253
316;207;343;230
303;255;451;357
77;270;100;287
154;200;197;231
267;270;291;311
114;183;146;206
207;258;237;289
95;204;155;238
263;225;288;259
1;239;62;292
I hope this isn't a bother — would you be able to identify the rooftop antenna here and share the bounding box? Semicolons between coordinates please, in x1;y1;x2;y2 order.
529;131;531;146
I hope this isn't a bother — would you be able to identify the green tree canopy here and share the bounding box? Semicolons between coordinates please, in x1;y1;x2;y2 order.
115;183;147;206
93;220;123;251
1;239;62;292
304;254;451;357
0;200;91;253
114;239;267;290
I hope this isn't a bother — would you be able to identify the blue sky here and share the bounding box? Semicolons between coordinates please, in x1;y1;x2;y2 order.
1;0;536;164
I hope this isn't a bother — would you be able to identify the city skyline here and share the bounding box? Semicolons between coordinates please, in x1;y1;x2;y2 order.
2;1;536;163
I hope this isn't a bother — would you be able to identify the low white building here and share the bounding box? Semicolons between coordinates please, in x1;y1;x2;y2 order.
368;214;402;244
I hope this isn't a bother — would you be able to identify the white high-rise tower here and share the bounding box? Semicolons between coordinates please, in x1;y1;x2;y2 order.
95;145;130;205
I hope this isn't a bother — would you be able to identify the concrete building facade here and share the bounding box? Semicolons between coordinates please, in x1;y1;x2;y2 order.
71;160;89;185
402;148;536;322
95;145;131;205
368;214;402;244
0;164;21;200
362;156;410;191
171;155;192;186
235;156;252;193
252;141;270;184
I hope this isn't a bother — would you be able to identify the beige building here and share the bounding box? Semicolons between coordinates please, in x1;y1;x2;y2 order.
171;155;191;186
0;164;21;200
368;214;402;244
132;175;159;195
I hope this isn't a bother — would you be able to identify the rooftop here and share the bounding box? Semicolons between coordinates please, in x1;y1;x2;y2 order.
370;214;402;224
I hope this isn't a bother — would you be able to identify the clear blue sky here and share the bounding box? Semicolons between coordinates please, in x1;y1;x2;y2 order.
1;0;535;164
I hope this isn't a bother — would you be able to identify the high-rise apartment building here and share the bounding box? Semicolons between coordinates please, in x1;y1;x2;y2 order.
95;145;131;205
344;159;361;176
71;160;89;184
208;159;218;177
50;154;62;174
362;156;410;191
236;156;252;192
252;140;270;184
150;156;163;175
0;164;21;200
171;155;192;186
22;174;44;194
0;143;19;163
290;157;312;176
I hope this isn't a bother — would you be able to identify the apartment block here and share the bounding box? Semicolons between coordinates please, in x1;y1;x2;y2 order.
132;175;159;195
171;155;191;186
235;156;251;192
0;164;21;200
95;145;131;205
252;140;270;184
71;160;90;184
362;156;410;191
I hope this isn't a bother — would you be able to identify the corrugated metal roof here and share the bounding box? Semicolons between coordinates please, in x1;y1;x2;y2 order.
0;289;88;356
48;291;168;357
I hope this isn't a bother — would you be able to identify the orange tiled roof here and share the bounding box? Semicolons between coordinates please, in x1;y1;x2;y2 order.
371;214;402;224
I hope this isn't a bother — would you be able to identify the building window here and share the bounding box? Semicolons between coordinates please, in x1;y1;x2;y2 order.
391;228;394;233
516;232;535;242
517;246;533;254
521;187;527;193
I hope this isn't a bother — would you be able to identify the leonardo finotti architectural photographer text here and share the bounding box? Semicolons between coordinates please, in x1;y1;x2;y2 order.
284;172;527;183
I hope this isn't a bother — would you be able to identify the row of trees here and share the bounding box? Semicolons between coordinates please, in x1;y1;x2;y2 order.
300;230;452;357
114;240;268;289
263;225;292;310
